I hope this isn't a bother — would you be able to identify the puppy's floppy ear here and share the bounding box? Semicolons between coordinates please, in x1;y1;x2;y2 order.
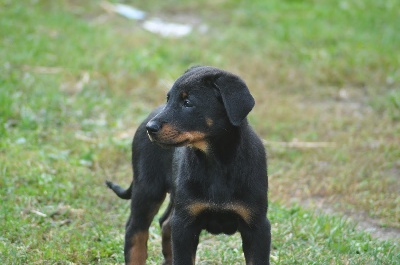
213;72;255;126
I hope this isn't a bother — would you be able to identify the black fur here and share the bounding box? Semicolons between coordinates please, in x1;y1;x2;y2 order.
106;66;271;265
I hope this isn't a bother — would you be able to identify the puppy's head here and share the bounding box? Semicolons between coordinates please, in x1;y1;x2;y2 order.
146;66;255;152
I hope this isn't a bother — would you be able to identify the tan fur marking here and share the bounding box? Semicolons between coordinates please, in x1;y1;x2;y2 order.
206;118;214;127
187;202;210;216
181;91;188;99
129;231;149;265
180;131;206;142
226;204;253;224
157;125;209;152
160;124;176;136
187;202;253;224
182;131;208;152
155;124;182;143
190;140;208;152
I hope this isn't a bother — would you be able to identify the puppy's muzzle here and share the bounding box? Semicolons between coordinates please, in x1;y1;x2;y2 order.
146;120;161;141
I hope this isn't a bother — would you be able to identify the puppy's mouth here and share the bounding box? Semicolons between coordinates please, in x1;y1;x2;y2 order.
147;132;189;147
147;131;189;147
147;130;208;152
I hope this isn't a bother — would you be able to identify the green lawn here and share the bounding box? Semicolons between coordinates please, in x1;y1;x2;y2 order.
1;0;399;264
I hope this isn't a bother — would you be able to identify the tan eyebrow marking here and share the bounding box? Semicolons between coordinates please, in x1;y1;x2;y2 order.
181;91;188;99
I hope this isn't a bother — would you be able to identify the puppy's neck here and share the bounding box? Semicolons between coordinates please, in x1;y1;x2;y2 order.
202;122;245;163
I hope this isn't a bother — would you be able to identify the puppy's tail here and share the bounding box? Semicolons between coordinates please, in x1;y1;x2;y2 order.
105;181;132;200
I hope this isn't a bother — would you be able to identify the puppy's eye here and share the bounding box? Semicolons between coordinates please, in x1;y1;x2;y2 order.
166;95;170;102
183;99;193;108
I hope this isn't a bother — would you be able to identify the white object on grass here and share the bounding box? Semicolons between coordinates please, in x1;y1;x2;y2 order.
142;18;192;38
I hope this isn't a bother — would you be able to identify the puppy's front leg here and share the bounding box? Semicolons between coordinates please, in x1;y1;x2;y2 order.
240;217;271;265
171;214;201;265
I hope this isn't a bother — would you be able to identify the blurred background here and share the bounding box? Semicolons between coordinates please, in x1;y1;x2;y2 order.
1;0;399;263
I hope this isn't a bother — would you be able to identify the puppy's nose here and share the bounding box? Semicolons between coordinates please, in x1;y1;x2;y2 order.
146;120;161;134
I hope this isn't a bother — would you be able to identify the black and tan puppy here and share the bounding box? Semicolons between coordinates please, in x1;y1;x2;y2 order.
106;66;271;265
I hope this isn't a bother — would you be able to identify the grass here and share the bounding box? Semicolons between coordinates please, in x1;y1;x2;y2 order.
1;0;399;263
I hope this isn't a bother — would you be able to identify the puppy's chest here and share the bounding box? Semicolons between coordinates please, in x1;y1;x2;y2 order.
178;161;241;200
174;158;253;229
183;178;252;234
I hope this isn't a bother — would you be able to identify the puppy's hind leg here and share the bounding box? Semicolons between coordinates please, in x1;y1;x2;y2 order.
124;182;166;265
